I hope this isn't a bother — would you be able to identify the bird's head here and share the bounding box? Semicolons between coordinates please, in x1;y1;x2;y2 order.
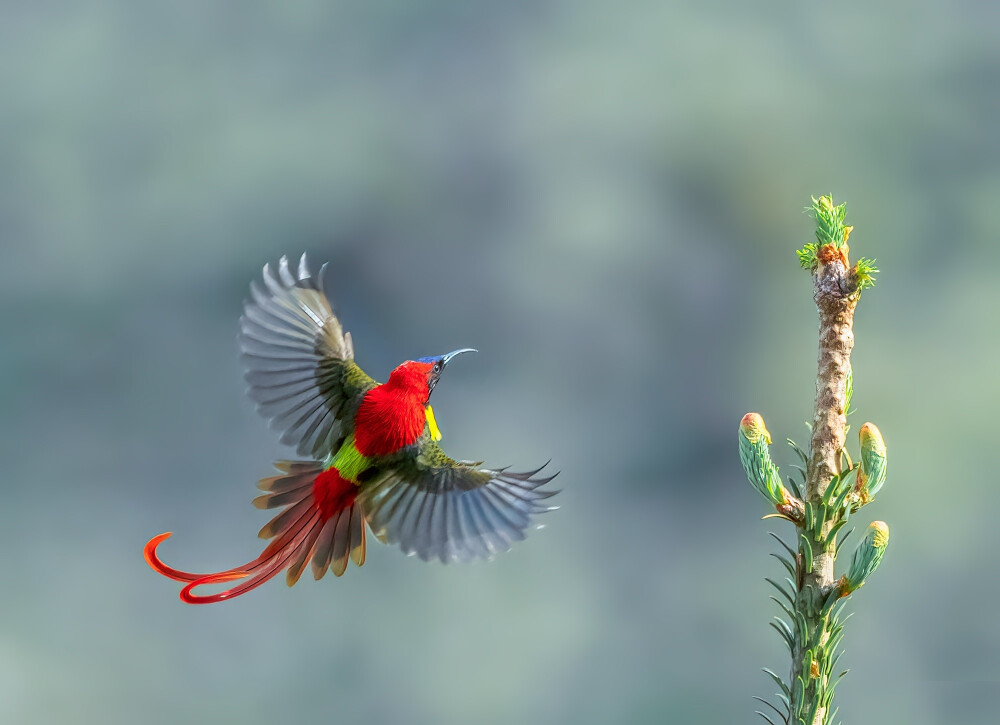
415;348;477;395
388;348;477;400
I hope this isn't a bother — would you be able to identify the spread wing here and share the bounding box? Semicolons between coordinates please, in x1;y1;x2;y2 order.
359;442;558;563
239;254;377;458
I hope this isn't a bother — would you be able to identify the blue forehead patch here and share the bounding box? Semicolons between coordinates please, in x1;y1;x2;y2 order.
416;355;440;364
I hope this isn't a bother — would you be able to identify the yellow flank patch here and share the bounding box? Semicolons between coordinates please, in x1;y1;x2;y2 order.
330;435;371;483
425;405;442;441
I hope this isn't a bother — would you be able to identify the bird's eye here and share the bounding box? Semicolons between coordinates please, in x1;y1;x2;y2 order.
433;361;442;373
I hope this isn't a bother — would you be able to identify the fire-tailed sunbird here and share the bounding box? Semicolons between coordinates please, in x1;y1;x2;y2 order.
144;254;558;604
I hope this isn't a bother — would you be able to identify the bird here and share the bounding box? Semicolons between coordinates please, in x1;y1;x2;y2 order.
144;254;558;604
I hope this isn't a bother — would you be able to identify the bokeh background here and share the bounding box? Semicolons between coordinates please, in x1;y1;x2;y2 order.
2;1;998;723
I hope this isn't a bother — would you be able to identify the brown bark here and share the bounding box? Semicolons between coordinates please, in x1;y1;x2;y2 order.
791;251;860;725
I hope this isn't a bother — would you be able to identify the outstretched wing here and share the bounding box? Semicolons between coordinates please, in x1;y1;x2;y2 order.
239;254;377;458
359;442;558;563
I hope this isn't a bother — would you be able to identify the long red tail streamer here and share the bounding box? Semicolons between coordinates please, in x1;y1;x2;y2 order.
144;466;364;604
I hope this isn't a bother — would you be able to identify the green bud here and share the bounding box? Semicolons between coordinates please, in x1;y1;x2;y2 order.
739;413;789;507
843;521;889;594
855;422;887;504
810;195;849;250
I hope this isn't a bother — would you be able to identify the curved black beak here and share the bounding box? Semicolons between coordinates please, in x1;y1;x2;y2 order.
441;348;477;367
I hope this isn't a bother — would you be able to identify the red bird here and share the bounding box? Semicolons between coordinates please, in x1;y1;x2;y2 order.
144;255;557;603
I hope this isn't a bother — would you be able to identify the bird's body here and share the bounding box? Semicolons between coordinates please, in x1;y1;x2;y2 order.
144;254;557;604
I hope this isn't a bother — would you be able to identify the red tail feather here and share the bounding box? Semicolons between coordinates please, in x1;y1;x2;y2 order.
144;463;367;604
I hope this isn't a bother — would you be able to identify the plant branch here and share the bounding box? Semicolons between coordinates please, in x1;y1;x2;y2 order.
742;196;889;725
794;218;862;724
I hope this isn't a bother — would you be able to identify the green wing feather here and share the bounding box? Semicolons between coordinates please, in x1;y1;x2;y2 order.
240;254;377;458
359;438;558;563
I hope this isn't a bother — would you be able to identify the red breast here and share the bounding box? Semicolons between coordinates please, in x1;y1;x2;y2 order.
353;361;432;456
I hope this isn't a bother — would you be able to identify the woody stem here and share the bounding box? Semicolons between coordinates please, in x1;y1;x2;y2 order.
790;254;860;724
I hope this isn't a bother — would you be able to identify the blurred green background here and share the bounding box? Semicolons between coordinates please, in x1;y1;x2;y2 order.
2;1;998;723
